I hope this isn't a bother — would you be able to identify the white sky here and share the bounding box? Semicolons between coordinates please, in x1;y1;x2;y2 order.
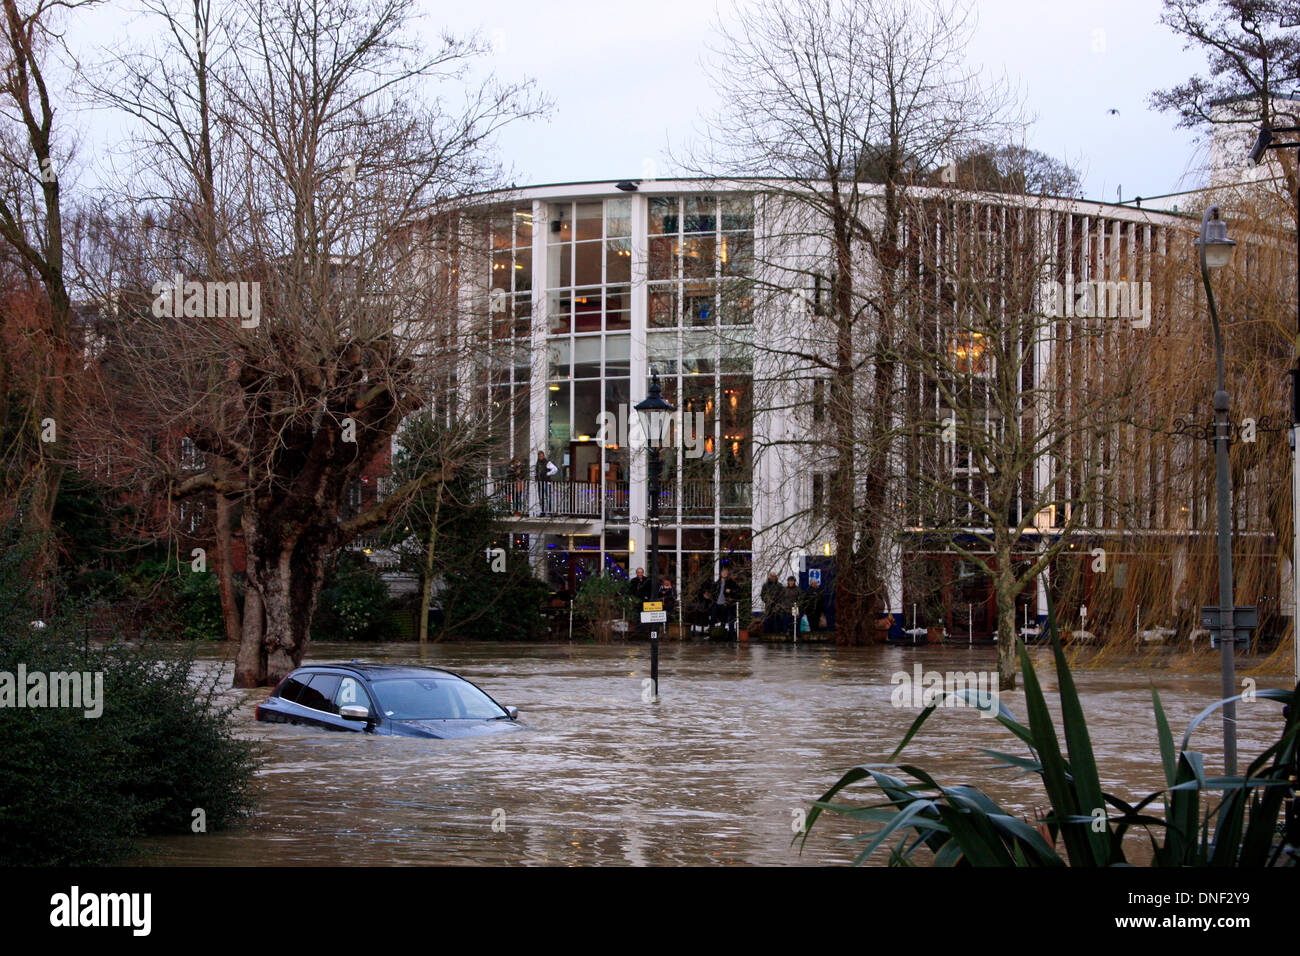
64;0;1215;204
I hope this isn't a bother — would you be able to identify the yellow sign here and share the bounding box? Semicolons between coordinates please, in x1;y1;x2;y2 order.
643;601;663;612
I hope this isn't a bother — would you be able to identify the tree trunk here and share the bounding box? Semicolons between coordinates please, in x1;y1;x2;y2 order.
214;489;242;644
417;483;443;644
234;582;264;688
995;542;1019;691
231;514;329;686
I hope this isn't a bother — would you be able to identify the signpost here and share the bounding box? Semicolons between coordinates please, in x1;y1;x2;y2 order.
641;601;664;698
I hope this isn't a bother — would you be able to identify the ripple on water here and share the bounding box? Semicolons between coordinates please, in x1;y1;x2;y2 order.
131;641;1285;866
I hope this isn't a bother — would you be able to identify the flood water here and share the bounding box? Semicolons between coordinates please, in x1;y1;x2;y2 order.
132;640;1287;866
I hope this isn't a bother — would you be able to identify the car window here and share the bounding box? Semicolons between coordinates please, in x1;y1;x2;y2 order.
334;676;372;712
278;675;310;702
298;673;342;713
371;677;506;720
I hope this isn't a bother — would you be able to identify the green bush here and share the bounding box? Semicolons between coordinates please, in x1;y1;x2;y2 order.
440;549;551;640
0;531;258;865
574;574;633;641
313;551;391;641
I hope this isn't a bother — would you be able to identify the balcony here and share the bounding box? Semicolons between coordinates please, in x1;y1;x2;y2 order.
482;477;628;520
479;477;752;524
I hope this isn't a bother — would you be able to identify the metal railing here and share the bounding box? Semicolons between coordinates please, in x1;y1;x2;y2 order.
479;476;752;521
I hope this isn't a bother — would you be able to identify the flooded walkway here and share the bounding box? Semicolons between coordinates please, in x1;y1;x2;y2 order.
133;641;1286;866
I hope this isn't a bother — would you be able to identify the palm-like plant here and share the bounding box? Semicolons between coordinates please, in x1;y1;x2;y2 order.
803;609;1298;866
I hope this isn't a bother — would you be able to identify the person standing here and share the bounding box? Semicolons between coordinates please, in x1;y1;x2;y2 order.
708;566;741;639
658;577;676;620
779;576;803;638
628;567;650;602
507;457;524;515
760;571;782;633
802;578;827;633
535;451;557;514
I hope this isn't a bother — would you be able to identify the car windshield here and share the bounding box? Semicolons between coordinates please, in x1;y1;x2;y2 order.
370;677;506;720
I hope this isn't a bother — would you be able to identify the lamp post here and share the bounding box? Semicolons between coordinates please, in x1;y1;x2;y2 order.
1248;123;1300;687
635;373;673;699
1195;204;1239;774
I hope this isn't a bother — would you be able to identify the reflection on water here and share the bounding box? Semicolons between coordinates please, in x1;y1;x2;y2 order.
132;642;1284;866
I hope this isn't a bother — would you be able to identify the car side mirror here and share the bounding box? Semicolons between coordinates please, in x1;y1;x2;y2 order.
340;705;371;721
505;705;518;720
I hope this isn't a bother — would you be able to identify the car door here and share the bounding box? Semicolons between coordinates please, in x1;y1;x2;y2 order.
276;671;343;729
331;675;378;733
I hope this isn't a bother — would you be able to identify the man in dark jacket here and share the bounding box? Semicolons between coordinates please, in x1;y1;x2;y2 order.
628;567;651;602
778;576;803;637
535;451;557;513
707;567;741;638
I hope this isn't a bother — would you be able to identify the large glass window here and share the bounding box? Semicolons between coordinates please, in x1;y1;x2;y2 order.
646;195;753;331
545;198;645;490
484;208;533;466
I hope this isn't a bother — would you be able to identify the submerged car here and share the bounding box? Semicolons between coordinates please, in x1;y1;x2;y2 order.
255;662;522;738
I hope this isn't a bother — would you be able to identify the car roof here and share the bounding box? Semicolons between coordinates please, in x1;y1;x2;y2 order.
294;661;464;681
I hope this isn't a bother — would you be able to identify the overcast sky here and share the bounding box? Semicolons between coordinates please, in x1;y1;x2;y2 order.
438;0;1213;202
69;0;1218;204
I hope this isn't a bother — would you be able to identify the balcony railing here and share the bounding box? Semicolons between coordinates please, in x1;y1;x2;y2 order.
481;477;627;519
657;480;752;517
479;476;751;521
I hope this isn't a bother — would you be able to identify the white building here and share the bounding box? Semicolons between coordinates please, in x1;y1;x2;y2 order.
451;178;1280;641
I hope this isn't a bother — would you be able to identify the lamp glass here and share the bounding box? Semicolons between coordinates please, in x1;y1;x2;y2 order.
1203;243;1234;270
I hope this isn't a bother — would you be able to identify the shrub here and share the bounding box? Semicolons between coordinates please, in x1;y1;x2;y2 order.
574;574;633;642
0;531;259;865
313;551;391;641
440;550;551;640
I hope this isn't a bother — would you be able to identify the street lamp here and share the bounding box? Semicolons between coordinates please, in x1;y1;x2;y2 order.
635;372;673;698
1195;204;1239;775
1246;122;1300;688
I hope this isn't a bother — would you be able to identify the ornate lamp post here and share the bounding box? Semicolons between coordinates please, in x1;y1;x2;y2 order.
635;373;673;698
1195;204;1238;774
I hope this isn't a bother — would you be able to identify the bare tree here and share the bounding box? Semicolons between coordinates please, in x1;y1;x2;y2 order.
689;0;1019;642
0;0;98;597
895;189;1163;687
71;0;543;685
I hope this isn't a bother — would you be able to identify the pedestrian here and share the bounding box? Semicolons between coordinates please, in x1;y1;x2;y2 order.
802;578;827;632
628;567;650;602
507;456;524;515
658;578;676;619
760;570;782;633
779;576;803;637
708;566;741;639
535;450;557;514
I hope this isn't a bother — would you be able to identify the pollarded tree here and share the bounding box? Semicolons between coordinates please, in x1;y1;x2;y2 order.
69;0;544;685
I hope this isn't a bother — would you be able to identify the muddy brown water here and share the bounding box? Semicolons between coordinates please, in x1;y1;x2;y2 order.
131;641;1287;866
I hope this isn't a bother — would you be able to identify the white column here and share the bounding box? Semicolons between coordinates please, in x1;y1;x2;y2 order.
528;198;549;569
628;192;649;565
